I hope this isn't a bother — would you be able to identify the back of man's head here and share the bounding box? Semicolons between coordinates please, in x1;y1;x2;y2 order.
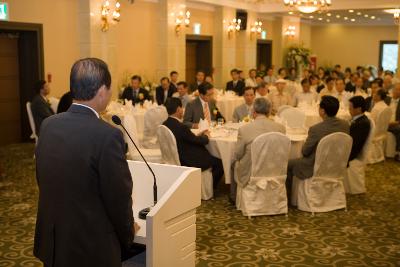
165;97;182;115
198;82;213;95
320;96;339;117
349;96;367;113
253;97;270;115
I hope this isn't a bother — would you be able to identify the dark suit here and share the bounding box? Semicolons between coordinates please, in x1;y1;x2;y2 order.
121;86;151;105
226;80;245;96
345;82;356;93
170;82;177;93
288;117;350;181
349;114;371;161
183;97;224;128
163;117;223;187
34;104;140;267
57;91;73;113
365;96;391;112
189;81;202;93
155;86;174;105
388;97;400;151
31;94;55;136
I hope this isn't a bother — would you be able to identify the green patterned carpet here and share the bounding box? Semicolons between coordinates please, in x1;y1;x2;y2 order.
1;143;400;267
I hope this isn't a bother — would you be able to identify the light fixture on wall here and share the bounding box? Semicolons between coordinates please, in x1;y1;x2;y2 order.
250;20;263;40
175;10;191;35
227;18;241;39
284;25;296;37
384;9;400;25
101;0;121;32
283;0;331;14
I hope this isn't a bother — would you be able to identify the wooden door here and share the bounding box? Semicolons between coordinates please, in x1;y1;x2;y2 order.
257;40;272;69
0;34;20;146
186;42;197;85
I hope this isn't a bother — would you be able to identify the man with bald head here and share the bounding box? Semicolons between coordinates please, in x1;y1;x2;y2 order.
388;83;400;161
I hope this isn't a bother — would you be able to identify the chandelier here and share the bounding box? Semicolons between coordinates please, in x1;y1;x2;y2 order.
101;0;121;32
283;0;332;14
227;18;241;39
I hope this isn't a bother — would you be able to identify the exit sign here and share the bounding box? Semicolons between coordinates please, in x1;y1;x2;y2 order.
0;2;8;21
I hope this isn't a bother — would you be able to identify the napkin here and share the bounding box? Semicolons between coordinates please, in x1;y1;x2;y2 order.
198;118;210;132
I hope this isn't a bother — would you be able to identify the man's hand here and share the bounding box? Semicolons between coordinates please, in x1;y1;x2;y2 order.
132;222;140;236
192;123;199;129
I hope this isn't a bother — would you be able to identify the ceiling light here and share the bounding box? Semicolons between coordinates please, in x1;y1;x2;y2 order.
318;17;323;20
370;16;376;19
326;19;330;22
364;14;369;17
283;0;332;14
344;17;348;20
351;18;355;22
309;15;314;18
327;13;331;16
336;15;340;18
288;11;294;15
349;10;354;13
357;12;362;15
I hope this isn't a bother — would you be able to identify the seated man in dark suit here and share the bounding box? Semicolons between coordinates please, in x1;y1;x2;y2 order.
31;80;55;136
57;91;73;113
155;77;174;105
287;96;350;194
34;58;143;267
121;75;151;105
348;96;371;162
183;82;224;129
226;68;245;96
189;70;205;93
163;97;224;189
345;73;358;93
388;83;400;161
169;71;179;92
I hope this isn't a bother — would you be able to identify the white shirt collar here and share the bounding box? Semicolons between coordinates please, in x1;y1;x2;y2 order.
199;96;207;107
72;103;99;118
170;115;182;122
352;113;364;122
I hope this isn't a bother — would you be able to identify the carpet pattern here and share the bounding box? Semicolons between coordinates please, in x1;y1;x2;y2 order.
0;143;400;267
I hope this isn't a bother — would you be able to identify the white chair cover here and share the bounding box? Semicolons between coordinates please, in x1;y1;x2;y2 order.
276;105;292;116
367;107;392;164
26;102;38;144
237;132;291;216
123;112;162;163
344;119;375;194
385;132;396;158
292;132;352;213
279;107;307;134
48;97;60;114
156;125;213;200
142;106;168;149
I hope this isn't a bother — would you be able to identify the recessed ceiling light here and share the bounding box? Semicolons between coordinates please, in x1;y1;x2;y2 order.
344;17;348;20
336;15;341;18
371;16;376;19
357;12;362;15
288;11;294;15
351;18;355;22
326;19;330;22
349;10;354;13
318;17;323;21
327;13;332;16
309;15;314;18
364;14;369;17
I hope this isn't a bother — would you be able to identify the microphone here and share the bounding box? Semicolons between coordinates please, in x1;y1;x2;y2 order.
111;115;157;220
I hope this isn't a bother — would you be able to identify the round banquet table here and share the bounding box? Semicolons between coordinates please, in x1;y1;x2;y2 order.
193;123;307;184
215;95;244;122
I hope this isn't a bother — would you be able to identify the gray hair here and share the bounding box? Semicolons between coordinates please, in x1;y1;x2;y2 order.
253;97;271;115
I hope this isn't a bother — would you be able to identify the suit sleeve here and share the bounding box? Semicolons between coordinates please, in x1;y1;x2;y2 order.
302;126;319;157
234;127;246;161
349;120;370;161
183;102;194;128
181;124;209;145
98;129;134;250
155;87;162;105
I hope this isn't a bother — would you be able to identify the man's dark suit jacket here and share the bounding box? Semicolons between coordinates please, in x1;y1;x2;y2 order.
388;97;400;121
34;104;137;267
349;114;371;161
31;94;55;136
226;80;245;96
183;97;224;128
365;96;391;112
163;116;213;170
290;117;350;179
57;91;73;113
155;86;175;105
121;86;151;104
345;82;356;93
170;82;177;93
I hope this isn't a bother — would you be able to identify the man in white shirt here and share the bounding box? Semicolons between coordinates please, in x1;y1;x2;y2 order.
232;87;255;122
172;81;192;108
263;67;276;85
334;78;353;109
370;89;389;123
245;69;258;88
293;78;318;107
255;82;269;99
319;77;336;98
388;83;400;161
383;74;394;94
269;78;292;115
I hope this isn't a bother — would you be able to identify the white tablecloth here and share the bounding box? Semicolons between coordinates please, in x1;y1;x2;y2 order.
297;107;351;129
215;95;244;122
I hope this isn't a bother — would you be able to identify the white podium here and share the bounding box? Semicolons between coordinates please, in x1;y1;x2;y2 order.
125;161;201;267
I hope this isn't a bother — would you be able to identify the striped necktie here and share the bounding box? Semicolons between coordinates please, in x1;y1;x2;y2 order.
203;102;211;122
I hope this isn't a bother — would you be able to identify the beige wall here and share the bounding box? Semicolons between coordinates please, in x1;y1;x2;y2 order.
310;24;398;70
7;0;80;97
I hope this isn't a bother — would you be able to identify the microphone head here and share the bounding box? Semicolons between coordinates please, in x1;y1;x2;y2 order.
111;115;122;126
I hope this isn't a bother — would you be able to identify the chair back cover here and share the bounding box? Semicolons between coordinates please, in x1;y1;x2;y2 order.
157;125;181;165
26;102;38;143
142;106;168;148
48;96;60;114
358;119;375;162
123;112;141;157
279;107;306;129
276;105;292;116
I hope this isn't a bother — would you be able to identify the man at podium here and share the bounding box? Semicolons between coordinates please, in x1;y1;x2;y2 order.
34;58;142;267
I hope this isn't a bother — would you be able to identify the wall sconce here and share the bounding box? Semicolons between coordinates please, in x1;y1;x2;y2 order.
101;0;121;32
175;10;191;35
227;18;241;39
250;20;263;40
284;25;296;37
394;10;400;25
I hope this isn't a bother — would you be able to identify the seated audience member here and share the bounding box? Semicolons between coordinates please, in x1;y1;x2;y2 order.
163;98;224;188
288;67;297;81
245;69;258;87
310;75;325;93
318;67;325;80
348;96;371;162
362;69;372;90
190;70;206;93
255;82;269;99
31;80;55;136
183;82;224;129
344;67;352;84
169;71;179;92
345;73;358;93
205;75;214;84
121;75;151;105
277;67;287;80
334;78;353;108
319;77;337;98
293;78;318;107
226;69;246;96
263;67;276;85
383;74;394;94
57;91;73;113
334;64;345;79
238;70;246;81
269;79;291;115
231;97;286;203
255;75;264;86
287;96;350;192
365;79;384;111
172;81;191;108
354;76;368;98
155;77;174;105
370;89;389;123
232;87;256;122
388;83;400;161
